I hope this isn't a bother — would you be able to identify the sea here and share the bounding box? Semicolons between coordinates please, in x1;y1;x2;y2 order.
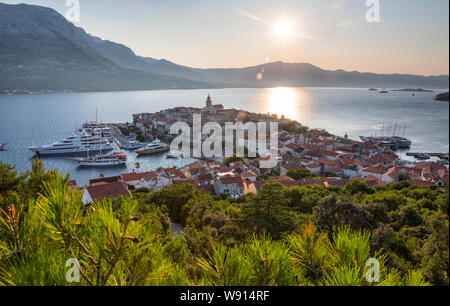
0;87;448;185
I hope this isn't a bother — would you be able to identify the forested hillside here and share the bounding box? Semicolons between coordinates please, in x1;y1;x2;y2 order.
0;160;448;286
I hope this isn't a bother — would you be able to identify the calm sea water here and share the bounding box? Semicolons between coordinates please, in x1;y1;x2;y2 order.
0;87;448;185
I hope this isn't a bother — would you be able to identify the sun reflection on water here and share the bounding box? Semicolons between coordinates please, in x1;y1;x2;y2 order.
265;87;310;124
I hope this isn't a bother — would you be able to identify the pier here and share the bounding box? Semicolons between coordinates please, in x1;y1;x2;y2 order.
108;124;128;149
406;152;449;160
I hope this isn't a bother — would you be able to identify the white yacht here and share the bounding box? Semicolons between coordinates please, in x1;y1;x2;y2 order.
125;140;147;150
89;127;113;141
76;152;127;167
135;138;170;156
28;129;113;155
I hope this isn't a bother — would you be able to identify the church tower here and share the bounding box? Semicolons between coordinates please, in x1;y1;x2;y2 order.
206;94;212;108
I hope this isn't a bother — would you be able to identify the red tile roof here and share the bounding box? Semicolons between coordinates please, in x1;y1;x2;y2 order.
362;166;385;175
86;182;131;201
219;176;245;187
89;176;122;186
408;179;435;187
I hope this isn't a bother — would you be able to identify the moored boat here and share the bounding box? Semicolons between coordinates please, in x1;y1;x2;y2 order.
76;152;127;167
135;138;170;156
125;140;147;150
28;129;113;155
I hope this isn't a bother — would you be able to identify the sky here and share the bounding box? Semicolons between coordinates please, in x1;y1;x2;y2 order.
2;0;449;75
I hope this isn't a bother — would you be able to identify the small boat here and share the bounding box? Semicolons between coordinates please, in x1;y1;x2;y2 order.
135;138;170;156
0;143;7;150
379;89;389;93
75;152;127;167
415;153;431;160
369;88;378;91
125;140;147;150
166;154;178;159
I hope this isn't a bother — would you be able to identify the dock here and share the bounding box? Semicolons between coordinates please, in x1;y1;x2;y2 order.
107;124;128;149
406;152;449;160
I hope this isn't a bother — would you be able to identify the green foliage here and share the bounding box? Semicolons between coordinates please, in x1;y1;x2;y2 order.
223;155;245;166
286;168;317;180
239;183;297;239
0;160;445;286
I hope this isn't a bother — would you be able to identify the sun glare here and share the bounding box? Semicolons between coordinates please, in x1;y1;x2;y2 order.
275;20;295;39
266;87;311;124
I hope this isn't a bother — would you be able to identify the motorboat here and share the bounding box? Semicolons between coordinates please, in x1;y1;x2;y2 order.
125;140;147;150
135;138;170;156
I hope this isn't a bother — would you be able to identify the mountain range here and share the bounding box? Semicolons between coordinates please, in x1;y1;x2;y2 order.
0;3;448;92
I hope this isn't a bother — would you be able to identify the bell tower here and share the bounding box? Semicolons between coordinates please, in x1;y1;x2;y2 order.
206;94;212;108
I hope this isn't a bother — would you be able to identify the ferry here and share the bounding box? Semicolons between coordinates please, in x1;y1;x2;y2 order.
28;129;113;155
76;152;127;167
135;138;170;156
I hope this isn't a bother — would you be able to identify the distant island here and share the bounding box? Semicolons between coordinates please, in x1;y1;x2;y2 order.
435;92;449;101
392;88;434;92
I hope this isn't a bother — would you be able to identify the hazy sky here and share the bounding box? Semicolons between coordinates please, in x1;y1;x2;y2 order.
2;0;449;75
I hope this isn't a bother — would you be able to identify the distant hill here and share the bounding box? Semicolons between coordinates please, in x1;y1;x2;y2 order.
0;3;448;92
0;3;216;92
128;58;450;89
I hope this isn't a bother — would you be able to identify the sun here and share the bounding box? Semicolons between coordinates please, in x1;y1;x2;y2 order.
275;20;295;39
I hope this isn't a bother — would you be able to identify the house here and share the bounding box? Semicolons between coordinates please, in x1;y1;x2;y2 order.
319;150;340;160
196;173;215;186
161;168;186;183
140;172;170;190
121;171;159;188
241;170;257;182
280;163;304;176
407;179;435;187
213;176;246;197
82;182;131;205
282;143;304;158
249;156;275;176
305;163;321;175
89;176;123;186
359;166;385;180
316;158;340;172
381;166;408;183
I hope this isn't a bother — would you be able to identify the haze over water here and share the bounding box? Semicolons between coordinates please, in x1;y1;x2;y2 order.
0;87;448;185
